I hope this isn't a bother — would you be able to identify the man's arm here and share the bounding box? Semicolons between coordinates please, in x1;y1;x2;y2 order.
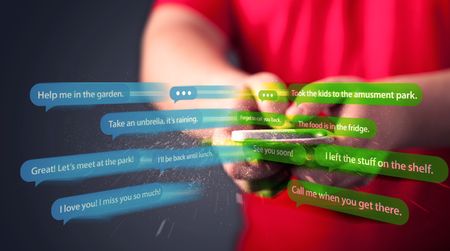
140;4;247;110
382;69;450;148
140;4;293;193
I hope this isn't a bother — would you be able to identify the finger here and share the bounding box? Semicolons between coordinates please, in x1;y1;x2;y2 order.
292;167;372;188
233;168;291;193
212;123;293;193
286;76;364;117
223;89;259;111
332;104;370;148
214;126;293;193
245;72;289;115
212;125;287;180
286;102;334;117
222;161;287;181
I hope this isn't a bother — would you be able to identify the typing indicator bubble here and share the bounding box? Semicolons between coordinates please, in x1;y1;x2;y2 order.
170;86;197;102
258;90;278;101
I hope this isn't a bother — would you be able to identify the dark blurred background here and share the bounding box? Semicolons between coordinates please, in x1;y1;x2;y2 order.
4;0;242;250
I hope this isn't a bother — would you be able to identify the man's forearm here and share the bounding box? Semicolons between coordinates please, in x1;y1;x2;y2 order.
384;69;450;148
140;5;248;110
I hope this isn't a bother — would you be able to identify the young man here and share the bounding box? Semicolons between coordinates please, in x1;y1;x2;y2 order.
141;0;450;250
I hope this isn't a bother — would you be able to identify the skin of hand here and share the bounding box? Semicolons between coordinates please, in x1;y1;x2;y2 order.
330;70;450;150
212;72;293;193
141;5;450;193
286;71;450;188
288;71;450;150
286;76;376;188
141;6;293;194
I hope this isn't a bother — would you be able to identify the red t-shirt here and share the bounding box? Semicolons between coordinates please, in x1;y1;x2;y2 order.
153;0;450;250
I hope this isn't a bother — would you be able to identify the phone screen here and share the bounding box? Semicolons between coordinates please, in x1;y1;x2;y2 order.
231;129;334;144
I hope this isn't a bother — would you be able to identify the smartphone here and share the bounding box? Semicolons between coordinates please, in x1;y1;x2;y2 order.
230;128;334;197
231;128;334;144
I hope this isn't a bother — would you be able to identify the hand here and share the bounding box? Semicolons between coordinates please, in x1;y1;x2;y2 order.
287;76;413;150
213;72;292;194
286;76;364;116
286;76;377;188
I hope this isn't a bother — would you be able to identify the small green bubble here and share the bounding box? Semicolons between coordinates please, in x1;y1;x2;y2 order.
242;140;307;166
258;90;279;102
290;115;377;138
236;111;286;127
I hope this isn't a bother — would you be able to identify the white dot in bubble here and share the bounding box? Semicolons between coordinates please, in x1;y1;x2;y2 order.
176;91;180;96
187;91;192;95
182;91;186;95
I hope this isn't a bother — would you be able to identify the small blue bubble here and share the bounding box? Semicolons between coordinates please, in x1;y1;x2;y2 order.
169;86;197;102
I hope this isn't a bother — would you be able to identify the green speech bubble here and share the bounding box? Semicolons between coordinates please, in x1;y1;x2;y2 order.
236;111;377;138
288;180;409;225
290;115;377;138
258;90;279;102
289;82;422;106
314;144;448;183
237;111;286;127
242;140;307;166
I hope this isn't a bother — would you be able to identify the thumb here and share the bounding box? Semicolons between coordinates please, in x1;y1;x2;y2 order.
244;72;289;115
286;102;333;117
286;76;364;117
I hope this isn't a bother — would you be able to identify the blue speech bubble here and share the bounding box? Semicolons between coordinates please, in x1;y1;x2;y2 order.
20;146;247;185
20;150;141;186
100;109;236;139
51;182;202;224
30;82;164;111
170;86;197;102
170;85;236;103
